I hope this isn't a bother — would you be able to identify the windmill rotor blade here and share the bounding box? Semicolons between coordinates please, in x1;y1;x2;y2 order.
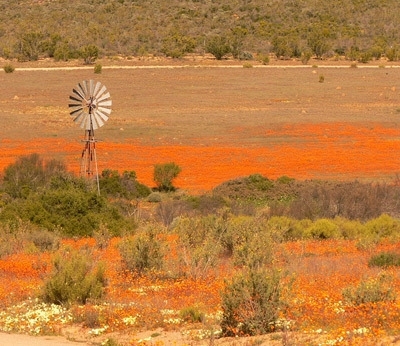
70;107;84;116
68;103;83;111
92;81;102;98
97;92;111;103
78;82;89;99
97;106;111;115
98;100;112;107
72;88;85;100
92;114;105;128
95;85;107;98
69;80;111;130
93;109;108;123
73;111;86;126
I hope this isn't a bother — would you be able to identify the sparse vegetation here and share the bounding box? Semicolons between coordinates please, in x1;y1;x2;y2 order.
2;0;400;62
42;248;106;306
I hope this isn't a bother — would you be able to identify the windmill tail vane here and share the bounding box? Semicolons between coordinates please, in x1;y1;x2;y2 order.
69;80;112;195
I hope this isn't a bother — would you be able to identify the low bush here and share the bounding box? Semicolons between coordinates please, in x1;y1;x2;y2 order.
172;215;223;278
342;272;396;305
220;269;284;336
94;63;102;74
119;226;165;276
364;214;400;239
368;252;400;268
305;218;341;239
42;248;106;306
3;63;15;73
179;305;205;323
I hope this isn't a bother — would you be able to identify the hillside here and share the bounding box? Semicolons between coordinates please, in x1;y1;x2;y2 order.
1;0;400;63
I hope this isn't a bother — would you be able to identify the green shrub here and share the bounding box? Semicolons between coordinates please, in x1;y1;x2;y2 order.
220;269;284;336
161;31;195;58
206;35;231;60
365;214;400;239
173;216;223;278
42;248;106;306
94;63;102;74
147;192;162;203
305;218;341;239
180;305;205;323
368;252;400;268
257;53;270;65
3;63;15;73
80;44;99;64
99;169;151;199
342;272;396;305
333;217;365;240
119;226;165;276
153;162;181;192
26;228;60;252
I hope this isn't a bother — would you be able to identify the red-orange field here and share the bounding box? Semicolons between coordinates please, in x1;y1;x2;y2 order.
2;122;400;192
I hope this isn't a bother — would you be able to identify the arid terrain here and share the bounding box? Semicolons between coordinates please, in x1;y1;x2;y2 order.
2;57;400;192
1;58;400;346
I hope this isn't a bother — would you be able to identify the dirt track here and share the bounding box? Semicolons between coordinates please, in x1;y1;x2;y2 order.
0;332;88;345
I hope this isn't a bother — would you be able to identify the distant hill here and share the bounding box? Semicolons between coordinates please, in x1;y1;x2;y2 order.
1;0;399;63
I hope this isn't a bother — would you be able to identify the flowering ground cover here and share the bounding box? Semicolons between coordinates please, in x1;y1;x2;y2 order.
1;121;400;193
2;63;400;344
0;237;399;345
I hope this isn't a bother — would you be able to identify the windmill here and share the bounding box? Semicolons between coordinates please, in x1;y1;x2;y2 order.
69;80;112;194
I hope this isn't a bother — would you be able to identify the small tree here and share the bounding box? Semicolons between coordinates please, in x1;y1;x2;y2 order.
153;162;181;192
206;35;231;60
80;44;99;64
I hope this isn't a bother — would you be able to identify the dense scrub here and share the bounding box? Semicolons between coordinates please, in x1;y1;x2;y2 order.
2;0;400;62
1;154;400;238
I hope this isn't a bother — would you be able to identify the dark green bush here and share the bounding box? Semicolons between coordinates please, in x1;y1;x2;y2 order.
99;169;151;199
42;248;106;306
221;269;284;336
368;252;400;268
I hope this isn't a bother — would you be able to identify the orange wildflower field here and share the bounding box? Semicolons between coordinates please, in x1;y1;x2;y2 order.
1;61;400;344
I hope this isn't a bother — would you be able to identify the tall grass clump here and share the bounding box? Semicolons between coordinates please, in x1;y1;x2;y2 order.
42;248;106;306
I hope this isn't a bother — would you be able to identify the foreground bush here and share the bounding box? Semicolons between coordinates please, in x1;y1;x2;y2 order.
368;252;400;268
342;272;396;305
220;269;284;336
42;248;106;306
119;225;165;276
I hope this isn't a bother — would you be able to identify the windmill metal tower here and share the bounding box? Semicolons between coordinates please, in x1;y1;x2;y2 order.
69;80;112;194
